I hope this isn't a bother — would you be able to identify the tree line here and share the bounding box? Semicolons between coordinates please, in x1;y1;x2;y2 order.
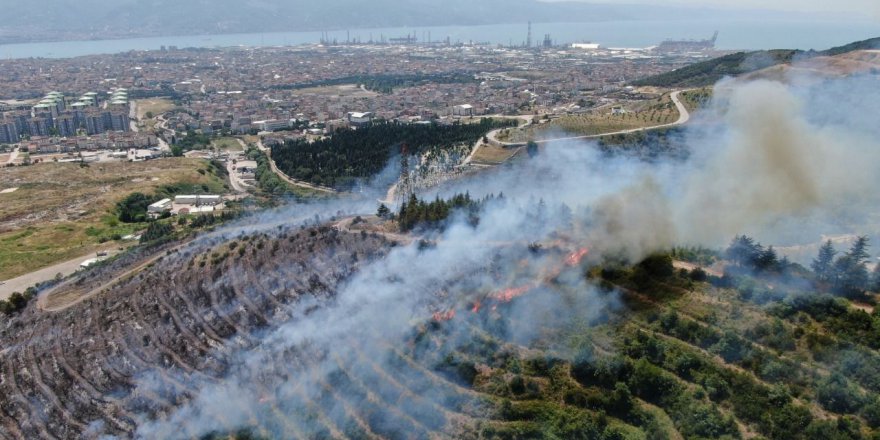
725;235;878;298
392;192;499;232
269;73;477;94
271;119;515;190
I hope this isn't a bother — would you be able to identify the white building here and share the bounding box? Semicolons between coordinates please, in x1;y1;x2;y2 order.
347;112;373;127
147;198;172;218
572;43;602;50
174;195;221;206
452;104;475;117
254;119;291;132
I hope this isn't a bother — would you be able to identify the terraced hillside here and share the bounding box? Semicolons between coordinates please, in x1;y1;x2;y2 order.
2;218;880;439
0;226;392;439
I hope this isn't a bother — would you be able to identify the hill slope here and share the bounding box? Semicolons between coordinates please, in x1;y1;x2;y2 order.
3;218;880;439
633;37;880;87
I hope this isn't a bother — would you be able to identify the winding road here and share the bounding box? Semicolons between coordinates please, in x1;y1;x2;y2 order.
479;90;691;151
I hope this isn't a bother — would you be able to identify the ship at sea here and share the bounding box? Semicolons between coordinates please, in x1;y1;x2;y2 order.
656;31;718;53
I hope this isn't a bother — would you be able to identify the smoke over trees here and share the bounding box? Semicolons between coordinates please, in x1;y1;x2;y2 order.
2;68;880;439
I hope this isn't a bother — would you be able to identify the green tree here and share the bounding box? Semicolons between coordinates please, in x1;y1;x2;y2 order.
872;264;880;292
812;240;837;282
638;254;674;278
526;140;539;158
833;237;871;295
376;203;391;219
140;221;173;243
117;192;156;223
726;235;761;268
817;373;865;414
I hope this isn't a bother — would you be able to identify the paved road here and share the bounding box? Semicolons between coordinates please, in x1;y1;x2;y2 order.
463;114;533;165
38;241;189;312
0;247;123;301
225;139;254;193
482;90;691;149
532;90;690;144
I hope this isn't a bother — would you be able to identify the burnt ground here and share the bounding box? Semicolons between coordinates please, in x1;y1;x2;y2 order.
0;225;391;439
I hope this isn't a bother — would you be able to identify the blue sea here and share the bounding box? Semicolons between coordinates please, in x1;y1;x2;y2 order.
1;18;878;60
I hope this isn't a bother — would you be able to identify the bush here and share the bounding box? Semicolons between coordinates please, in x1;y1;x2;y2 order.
140;222;174;243
638;254;674;278
817;373;866;414
117;192;157;223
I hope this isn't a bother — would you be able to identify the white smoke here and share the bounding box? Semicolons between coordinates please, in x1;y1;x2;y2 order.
124;72;880;438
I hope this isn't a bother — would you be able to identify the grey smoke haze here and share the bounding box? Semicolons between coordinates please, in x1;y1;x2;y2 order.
119;70;880;438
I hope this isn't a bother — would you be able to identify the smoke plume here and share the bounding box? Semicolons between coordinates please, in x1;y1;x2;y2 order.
124;71;880;438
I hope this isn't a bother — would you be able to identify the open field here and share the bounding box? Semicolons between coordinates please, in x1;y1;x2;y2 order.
290;83;378;98
134;98;176;130
212;137;244;152
501;93;682;143
0;158;228;280
469;143;522;165
134;98;175;119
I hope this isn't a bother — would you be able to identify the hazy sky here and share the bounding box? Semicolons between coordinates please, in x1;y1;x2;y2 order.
547;0;879;17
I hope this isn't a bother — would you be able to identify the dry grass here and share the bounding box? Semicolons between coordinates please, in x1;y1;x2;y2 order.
0;158;227;280
212;137;243;152
134;98;175;119
505;94;681;142
678;88;713;113
470;144;522;165
290;84;378;98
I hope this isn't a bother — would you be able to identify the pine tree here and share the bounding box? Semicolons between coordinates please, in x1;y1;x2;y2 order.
849;236;871;265
376;203;390;219
755;246;779;272
872;264;880;292
725;235;760;268
833;237;871;296
811;240;837;282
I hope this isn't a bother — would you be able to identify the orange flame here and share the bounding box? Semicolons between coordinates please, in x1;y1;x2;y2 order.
490;285;531;303
565;248;590;266
432;309;456;322
471;301;482;313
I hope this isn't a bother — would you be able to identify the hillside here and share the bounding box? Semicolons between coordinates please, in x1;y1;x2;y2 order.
2;210;880;439
631;50;801;88
632;36;880;87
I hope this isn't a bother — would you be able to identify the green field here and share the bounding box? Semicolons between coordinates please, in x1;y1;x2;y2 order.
212;137;244;152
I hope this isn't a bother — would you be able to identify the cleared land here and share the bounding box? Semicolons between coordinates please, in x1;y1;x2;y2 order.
290;84;378;98
134;98;175;130
469;143;523;165
134;98;175;119
212;137;244;152
0;158;227;280
501;93;682;143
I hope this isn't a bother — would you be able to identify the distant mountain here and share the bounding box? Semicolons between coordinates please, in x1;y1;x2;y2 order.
0;0;795;44
632;37;880;88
